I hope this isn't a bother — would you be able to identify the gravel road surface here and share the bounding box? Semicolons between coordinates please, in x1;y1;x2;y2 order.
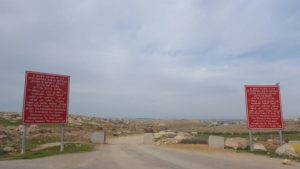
0;135;299;169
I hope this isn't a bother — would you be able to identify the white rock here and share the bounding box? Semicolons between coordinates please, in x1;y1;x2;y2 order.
174;132;190;141
158;131;167;135
158;131;176;138
191;132;198;135
153;133;162;139
3;146;15;153
165;132;176;138
276;144;299;157
225;137;249;150
253;143;267;152
0;134;7;139
282;159;292;165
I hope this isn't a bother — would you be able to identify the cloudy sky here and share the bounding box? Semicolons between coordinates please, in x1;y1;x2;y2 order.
0;0;300;119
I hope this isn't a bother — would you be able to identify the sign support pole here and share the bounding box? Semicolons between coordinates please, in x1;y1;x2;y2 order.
60;126;65;152
279;130;283;145
21;125;27;154
249;130;254;151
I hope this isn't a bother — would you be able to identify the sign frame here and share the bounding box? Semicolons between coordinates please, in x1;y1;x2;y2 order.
22;71;70;125
244;85;284;130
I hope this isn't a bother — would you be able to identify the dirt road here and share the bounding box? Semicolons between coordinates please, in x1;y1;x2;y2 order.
0;135;299;169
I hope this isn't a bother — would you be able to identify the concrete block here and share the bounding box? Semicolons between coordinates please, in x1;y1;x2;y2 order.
143;133;154;145
91;131;105;144
209;135;224;149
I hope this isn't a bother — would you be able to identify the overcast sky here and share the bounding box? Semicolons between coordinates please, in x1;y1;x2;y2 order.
0;0;300;119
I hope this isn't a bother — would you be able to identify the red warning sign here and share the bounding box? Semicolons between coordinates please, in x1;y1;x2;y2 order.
245;85;283;129
22;71;70;124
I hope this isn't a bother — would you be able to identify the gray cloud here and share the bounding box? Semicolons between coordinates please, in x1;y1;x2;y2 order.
0;0;300;119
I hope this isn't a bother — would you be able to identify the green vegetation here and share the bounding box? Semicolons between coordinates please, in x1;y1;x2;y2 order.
0;143;94;160
26;136;59;150
180;138;208;144
0;117;21;126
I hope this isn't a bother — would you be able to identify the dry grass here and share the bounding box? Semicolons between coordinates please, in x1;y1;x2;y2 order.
290;144;300;156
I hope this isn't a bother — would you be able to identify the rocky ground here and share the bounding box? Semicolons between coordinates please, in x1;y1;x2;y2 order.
0;112;300;159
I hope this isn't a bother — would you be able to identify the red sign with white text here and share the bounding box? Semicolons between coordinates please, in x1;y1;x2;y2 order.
245;85;283;129
23;71;70;124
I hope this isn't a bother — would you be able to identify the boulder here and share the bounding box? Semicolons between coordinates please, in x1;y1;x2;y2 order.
174;132;190;141
157;131;176;138
158;131;167;136
282;159;292;165
253;143;267;152
275;144;299;157
165;132;176;138
113;131;122;136
3;146;15;153
225;137;248;150
153;133;161;139
191;132;198;135
0;134;7;139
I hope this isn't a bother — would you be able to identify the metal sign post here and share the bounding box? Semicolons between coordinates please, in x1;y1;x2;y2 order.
279;130;283;145
21;125;27;154
248;130;254;151
60;126;65;152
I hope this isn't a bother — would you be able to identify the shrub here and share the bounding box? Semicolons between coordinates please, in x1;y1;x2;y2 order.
180;138;208;144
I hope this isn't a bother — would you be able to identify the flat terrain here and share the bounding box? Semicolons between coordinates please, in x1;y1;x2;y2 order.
0;135;299;169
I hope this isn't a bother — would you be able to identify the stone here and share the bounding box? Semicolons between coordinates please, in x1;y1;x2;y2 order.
113;131;122;136
165;132;176;138
154;133;162;139
225;137;248;150
0;134;7;139
282;159;292;165
191;132;198;135
16;125;24;132
143;133;154;145
174;132;190;141
90;131;106;144
158;131;167;135
157;131;176;138
88;122;99;126
208;135;224;149
253;143;267;152
3;146;15;153
275;144;299;157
